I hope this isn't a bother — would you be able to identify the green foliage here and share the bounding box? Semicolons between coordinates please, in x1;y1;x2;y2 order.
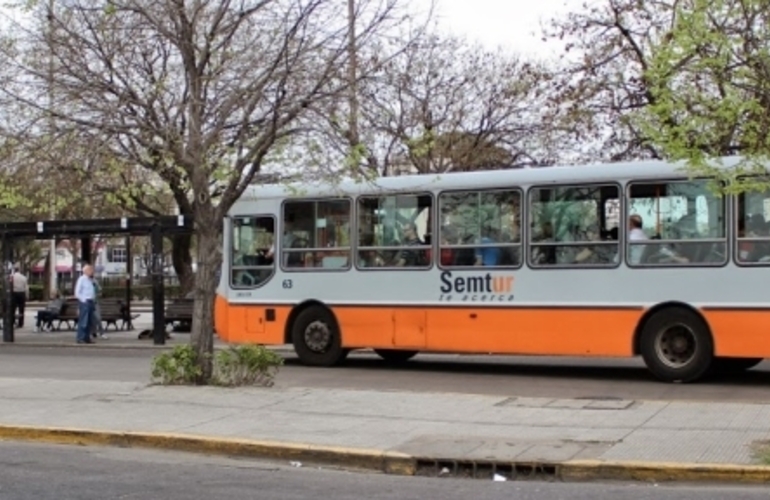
27;285;184;302
151;344;202;385
28;285;44;301
151;344;283;387
213;344;284;387
639;0;770;193
99;285;183;301
751;442;770;465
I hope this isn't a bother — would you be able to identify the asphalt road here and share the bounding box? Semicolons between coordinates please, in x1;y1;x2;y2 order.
0;346;769;402
0;441;766;500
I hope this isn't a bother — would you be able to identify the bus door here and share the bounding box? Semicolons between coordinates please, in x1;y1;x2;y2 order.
230;215;277;336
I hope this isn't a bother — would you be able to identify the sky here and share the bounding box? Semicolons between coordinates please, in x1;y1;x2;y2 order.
413;0;582;58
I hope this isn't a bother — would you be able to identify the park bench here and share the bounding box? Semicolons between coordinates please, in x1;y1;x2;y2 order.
50;298;139;331
164;298;193;332
54;298;80;330
98;298;139;331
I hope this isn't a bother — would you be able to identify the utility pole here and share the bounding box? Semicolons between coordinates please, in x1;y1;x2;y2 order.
347;0;360;147
46;0;58;298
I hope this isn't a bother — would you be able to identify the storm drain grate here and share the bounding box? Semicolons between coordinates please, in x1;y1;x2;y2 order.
415;458;559;481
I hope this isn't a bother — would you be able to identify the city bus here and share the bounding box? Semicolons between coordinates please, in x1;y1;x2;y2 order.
214;156;770;383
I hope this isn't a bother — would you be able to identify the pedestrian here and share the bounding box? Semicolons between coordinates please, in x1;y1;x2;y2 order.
90;275;108;340
74;264;96;344
10;265;28;328
34;289;65;333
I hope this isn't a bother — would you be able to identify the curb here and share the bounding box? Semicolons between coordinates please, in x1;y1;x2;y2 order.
0;425;415;475
560;459;770;484
0;342;298;354
0;424;769;484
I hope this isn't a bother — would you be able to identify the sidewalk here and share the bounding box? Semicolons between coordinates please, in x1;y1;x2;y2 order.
2;312;182;348
0;375;769;483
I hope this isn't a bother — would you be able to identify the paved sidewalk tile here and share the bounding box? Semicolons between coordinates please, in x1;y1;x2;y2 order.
0;377;768;466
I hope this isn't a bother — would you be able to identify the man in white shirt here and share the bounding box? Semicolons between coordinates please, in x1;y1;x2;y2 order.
628;214;648;264
74;264;96;344
10;266;28;328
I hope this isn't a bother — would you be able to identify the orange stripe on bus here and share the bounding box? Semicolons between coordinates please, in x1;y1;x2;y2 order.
214;299;770;359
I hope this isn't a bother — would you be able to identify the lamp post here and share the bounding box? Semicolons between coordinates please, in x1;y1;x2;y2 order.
46;0;58;298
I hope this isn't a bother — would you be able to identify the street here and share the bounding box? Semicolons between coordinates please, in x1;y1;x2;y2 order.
0;345;768;402
0;441;766;500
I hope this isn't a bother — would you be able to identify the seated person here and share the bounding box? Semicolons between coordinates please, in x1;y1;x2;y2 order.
573;227;618;264
475;226;501;266
531;221;556;265
393;223;426;267
34;290;65;333
358;234;384;267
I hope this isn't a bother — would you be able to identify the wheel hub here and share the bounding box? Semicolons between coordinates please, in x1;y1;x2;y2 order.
304;320;331;353
655;323;697;369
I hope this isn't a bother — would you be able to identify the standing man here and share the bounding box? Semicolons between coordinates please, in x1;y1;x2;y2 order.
11;265;28;328
74;264;96;344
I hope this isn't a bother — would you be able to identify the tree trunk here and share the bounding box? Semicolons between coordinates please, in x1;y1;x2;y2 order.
171;233;194;296
42;250;51;300
189;212;222;384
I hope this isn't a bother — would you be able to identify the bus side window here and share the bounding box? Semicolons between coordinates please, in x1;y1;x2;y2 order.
528;184;619;267
357;193;433;269
282;198;351;271
230;216;276;288
736;190;770;264
627;180;726;267
438;189;522;268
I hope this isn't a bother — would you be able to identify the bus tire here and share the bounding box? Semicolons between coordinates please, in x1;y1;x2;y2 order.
640;307;713;383
711;357;763;375
291;306;348;367
374;349;418;364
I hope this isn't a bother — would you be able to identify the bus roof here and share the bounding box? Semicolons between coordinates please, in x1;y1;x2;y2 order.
234;156;744;203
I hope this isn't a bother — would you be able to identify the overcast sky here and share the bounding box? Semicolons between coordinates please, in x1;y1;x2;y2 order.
413;0;583;58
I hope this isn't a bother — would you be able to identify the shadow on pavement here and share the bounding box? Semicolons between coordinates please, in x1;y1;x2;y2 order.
283;355;770;386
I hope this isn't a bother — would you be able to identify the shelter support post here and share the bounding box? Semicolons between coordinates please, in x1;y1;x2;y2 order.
2;238;13;342
80;236;92;265
151;223;165;345
125;236;133;330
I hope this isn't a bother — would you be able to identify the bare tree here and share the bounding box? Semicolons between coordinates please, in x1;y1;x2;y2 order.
0;0;407;381
306;31;553;175
543;0;679;161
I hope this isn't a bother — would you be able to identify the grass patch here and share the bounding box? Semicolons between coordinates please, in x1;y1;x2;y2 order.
750;441;770;465
151;344;283;386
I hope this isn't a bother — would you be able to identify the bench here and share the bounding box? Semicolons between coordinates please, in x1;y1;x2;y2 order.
55;299;81;330
164;298;193;332
51;298;139;331
98;298;139;331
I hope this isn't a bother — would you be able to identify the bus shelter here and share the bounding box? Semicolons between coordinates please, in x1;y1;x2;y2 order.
0;216;194;345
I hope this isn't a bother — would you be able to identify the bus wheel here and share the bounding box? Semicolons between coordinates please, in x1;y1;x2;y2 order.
374;349;418;364
291;306;348;367
640;307;713;383
711;357;763;375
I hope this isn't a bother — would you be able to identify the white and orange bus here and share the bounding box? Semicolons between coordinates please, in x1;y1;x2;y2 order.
214;157;770;383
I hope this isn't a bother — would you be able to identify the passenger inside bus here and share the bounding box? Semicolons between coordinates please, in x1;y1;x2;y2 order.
358;234;384;267
439;227;456;266
231;216;275;287
638;218;690;264
572;226;618;264
531;221;556;265
738;214;770;262
266;213;298;266
474;225;501;266
286;237;312;268
393;222;427;267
